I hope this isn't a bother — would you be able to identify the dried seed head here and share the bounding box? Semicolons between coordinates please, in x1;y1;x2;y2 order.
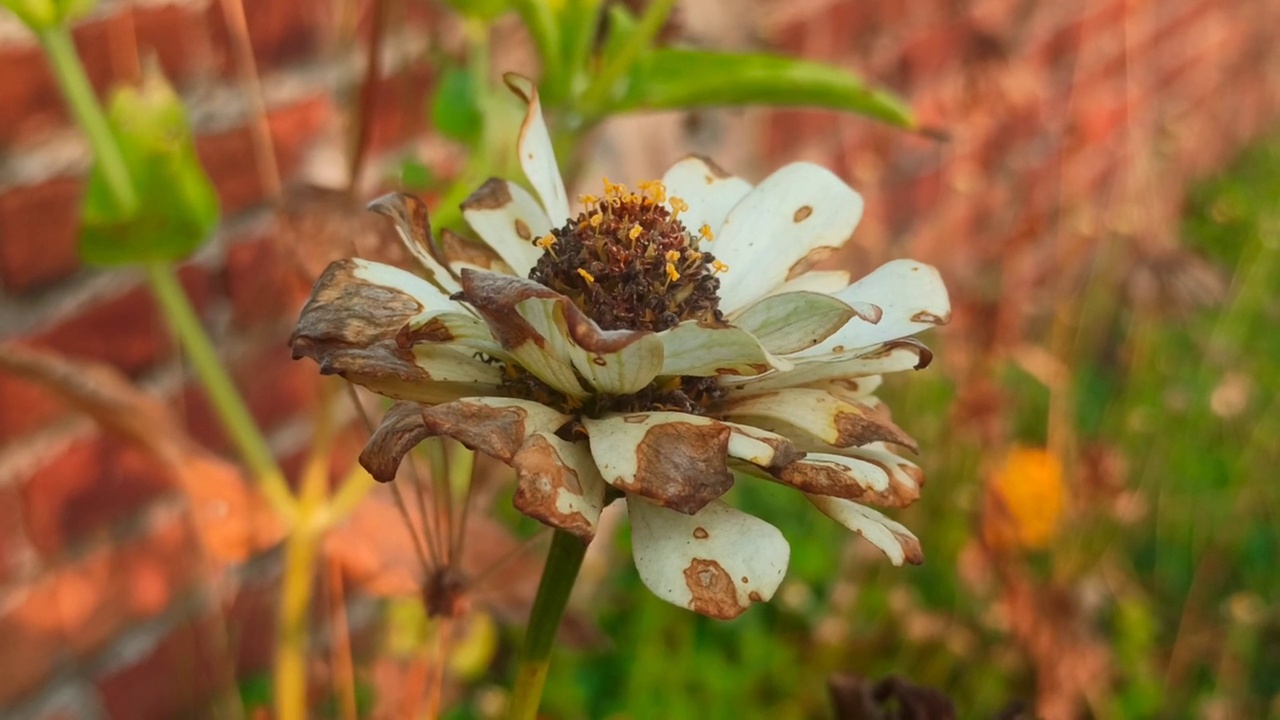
529;179;723;332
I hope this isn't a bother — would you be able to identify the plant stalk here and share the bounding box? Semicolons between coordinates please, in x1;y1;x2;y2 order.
577;0;677;115
144;263;295;520
37;26;139;214
507;529;588;720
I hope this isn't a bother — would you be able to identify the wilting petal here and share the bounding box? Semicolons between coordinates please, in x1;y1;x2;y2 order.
729;291;871;355
439;228;515;276
661;155;753;237
714;388;917;453
359;397;571;482
722;339;932;396
291;260;501;402
799;260;950;357
505;74;571;222
515;296;664;395
714;163;864;312
512;432;606;541
366;193;462;294
723;421;805;472
807;495;924;565
584;413;734;515
657;321;789;377
766;270;851;297
772;449;922;508
461;178;552;276
629;497;790;619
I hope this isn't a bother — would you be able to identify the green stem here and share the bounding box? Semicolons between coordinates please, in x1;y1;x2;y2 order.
508;529;588;720
144;262;295;520
577;0;677;115
37;26;139;215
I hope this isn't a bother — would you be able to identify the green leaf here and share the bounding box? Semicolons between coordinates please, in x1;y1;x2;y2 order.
612;49;916;129
78;65;219;266
2;0;94;31
439;0;508;21
430;66;483;143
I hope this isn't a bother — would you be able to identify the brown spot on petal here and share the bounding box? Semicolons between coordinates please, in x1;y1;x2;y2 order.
683;558;743;619
786;247;836;280
748;591;762;602
512;434;595;541
514;219;532;240
440;228;511;273
834;405;919;453
910;310;951;325
419;400;537;462
632;422;734;514
396;317;455;346
775;458;916;508
687;154;732;180
359;402;430;482
693;527;709;539
461;177;514;211
366;193;442;267
793;206;813;222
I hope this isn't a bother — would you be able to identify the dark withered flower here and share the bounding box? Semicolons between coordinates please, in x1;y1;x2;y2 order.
291;75;950;619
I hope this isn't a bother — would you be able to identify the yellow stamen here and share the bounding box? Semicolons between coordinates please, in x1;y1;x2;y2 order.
535;233;557;250
578;193;598;207
699;224;714;241
712;259;729;274
638;179;667;203
665;262;681;282
688;251;703;262
664;250;681;262
589;212;603;228
577;268;595;284
669;196;689;218
628;224;643;241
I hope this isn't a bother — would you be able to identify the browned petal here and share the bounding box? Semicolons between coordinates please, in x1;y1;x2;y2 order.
440;228;512;273
359;399;554;482
835;402;919;453
632;422;734;515
366;192;446;266
457;269;655;355
683;558;744;620
775;459;919;508
512;435;596;541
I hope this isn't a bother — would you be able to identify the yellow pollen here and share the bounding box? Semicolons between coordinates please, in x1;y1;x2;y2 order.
712;260;729;274
669;196;689;218
535;233;556;250
577;268;595;284
699;224;714;241
665;250;681;262
689;251;703;262
628;224;643;241
665;262;681;281
589;212;603;228
578;193;598;207
638;179;667;203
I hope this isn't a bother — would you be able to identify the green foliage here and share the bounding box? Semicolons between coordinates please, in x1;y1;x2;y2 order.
613;49;916;128
79;66;219;265
0;0;93;30
432;67;485;143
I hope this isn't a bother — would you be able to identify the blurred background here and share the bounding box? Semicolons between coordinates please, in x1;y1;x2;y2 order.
1;0;1279;718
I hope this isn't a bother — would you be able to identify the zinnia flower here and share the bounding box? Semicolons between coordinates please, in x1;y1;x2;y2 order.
291;75;950;619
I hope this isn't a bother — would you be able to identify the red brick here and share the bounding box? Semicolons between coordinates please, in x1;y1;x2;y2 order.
364;65;434;157
0;371;70;442
222;571;279;674
0;176;83;293
195;96;334;214
0;484;34;587
179;343;321;454
223;233;311;329
20;434;176;558
0;574;64;704
95;610;232;720
205;0;329;76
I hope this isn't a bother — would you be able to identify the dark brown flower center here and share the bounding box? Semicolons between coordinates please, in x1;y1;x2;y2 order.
506;179;729;416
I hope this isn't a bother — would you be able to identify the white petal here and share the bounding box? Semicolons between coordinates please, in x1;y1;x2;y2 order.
512;432;606;541
461;178;553;276
661;155;753;237
799;260;950;357
766;270;852;296
714;163;865;312
729;291;869;355
505;74;570;222
584;413;734;514
628;497;790;619
806;495;923;565
515;297;664;395
657;321;791;377
366;193;462;294
722;421;804;471
772;449;922;508
713;388;917;452
722;340;930;396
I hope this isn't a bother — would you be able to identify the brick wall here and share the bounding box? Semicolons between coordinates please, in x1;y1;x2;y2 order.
1;0;1278;716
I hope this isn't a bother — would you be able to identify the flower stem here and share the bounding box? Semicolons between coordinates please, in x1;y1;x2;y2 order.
144;262;295;521
508;529;588;720
37;26;139;215
577;0;677;115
